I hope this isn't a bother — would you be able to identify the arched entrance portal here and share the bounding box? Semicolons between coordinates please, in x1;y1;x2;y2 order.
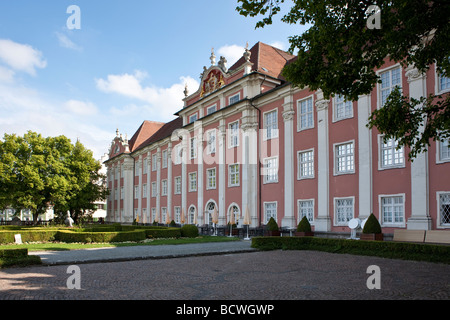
205;200;218;227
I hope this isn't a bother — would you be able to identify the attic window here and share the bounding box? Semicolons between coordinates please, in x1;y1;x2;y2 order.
261;67;268;72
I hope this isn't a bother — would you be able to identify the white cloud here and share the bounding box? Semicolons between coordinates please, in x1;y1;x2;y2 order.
55;32;83;51
0;39;47;76
0;65;15;83
96;71;199;122
269;41;288;51
65;100;98;116
217;44;245;66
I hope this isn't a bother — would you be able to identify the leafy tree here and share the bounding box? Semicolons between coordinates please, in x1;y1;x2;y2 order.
236;0;450;158
0;131;107;225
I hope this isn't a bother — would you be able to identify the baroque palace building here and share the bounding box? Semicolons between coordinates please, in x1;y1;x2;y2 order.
104;42;450;235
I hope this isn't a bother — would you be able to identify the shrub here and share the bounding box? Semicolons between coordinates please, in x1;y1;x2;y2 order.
297;216;312;233
181;224;199;238
362;213;382;234
55;230;146;243
266;217;279;231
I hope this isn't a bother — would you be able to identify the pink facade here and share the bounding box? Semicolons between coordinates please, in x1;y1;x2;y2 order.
105;42;450;235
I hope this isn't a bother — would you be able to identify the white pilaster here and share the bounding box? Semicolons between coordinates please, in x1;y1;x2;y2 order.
315;90;331;231
282;94;296;228
122;157;134;224
357;94;373;219
405;66;432;230
218;119;226;226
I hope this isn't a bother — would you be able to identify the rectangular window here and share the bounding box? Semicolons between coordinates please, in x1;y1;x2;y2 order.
174;144;182;165
229;93;240;105
229;164;240;187
439;74;450;92
174;176;181;194
380;137;404;168
380;195;404;225
135;161;140;176
264;110;278;140
335;95;353;121
174;206;181;224
151;208;156;222
298;200;314;223
380;67;401;107
161;179;168;196
207;130;216;154
229;121;239;148
189;113;198;123
207;168;216;189
335;197;354;225
335;142;354;174
152;154;157;171
440;139;450;162
120;187;124;200
190;137;197;159
134;186;139;199
151;182;157;197
161;207;167;223
264;157;278;183
298;97;314;130
142;184;147;198
439;193;450;226
264;202;277;224
298;150;314;179
206;104;217;115
189;172;197;192
143;158;148;174
162;150;168;168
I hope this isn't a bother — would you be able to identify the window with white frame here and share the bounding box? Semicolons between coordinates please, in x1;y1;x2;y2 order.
438;192;450;226
298;149;314;179
207;130;216;154
207;168;216;189
298;200;314;223
162;150;168;168
134;186;139;199
206;104;217;115
439;139;450;162
120;187;124;200
298;97;314;130
189;172;197;192
151;208;156;222
152;154;157;171
380;67;401;107
174;176;181;194
161;179;168;196
334;95;353;121
151;182;157;197
174;206;181;224
143;158;148;174
189;113;198;123
438;74;450;93
142;184;147;198
229;164;239;187
229;121;239;148
190;137;197;159
264;157;278;183
161;207;167;223
380;195;404;225
135;161;140;176
335;197;354;225
335;142;354;174
380;137;404;168
174;144;182;165
264;202;277;224
264;110;278;139
229;93;240;105
188;206;196;224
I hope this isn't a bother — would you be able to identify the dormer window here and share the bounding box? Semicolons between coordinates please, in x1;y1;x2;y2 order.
229;93;240;105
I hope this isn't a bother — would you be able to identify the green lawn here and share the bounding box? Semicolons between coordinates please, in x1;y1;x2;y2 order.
0;236;240;252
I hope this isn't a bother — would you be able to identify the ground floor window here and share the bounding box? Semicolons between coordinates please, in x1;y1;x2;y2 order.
335;197;354;225
380;195;404;226
298;199;314;223
439;192;450;226
264;202;277;224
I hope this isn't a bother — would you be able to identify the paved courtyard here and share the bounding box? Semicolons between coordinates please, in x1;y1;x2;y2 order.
1;249;449;301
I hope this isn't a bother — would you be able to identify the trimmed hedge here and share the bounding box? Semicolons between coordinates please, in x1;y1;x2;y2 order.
55;230;147;243
0;229;59;244
0;248;42;268
181;225;199;238
251;236;450;264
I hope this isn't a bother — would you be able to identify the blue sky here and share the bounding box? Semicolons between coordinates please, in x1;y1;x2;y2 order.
0;0;306;159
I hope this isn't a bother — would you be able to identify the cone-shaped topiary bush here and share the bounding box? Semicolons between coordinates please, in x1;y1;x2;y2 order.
362;213;382;234
267;217;279;231
297;216;312;232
